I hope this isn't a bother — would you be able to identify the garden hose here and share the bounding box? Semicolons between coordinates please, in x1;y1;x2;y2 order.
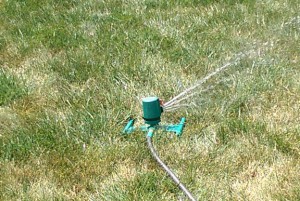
146;136;197;201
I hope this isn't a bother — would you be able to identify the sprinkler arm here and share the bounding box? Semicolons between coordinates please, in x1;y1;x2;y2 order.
123;119;135;134
164;117;185;136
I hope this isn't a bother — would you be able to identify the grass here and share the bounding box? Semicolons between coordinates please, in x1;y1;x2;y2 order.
0;0;299;200
0;69;27;106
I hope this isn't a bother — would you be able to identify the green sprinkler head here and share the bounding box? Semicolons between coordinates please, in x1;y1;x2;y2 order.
123;96;185;136
142;97;163;126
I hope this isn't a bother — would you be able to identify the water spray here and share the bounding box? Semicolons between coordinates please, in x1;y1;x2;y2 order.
163;50;255;111
123;97;197;201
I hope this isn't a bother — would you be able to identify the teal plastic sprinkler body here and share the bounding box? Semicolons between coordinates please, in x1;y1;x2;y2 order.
123;96;185;137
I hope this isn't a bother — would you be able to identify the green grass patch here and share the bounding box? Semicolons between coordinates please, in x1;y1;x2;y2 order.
0;70;27;106
0;0;299;200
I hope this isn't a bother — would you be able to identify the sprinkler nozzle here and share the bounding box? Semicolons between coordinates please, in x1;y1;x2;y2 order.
159;99;165;107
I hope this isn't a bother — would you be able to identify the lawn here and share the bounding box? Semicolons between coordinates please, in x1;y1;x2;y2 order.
0;0;299;200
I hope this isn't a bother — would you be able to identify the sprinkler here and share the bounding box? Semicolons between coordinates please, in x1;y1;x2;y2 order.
123;96;196;201
123;96;186;136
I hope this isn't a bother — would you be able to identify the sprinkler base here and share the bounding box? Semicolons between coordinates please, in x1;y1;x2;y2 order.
122;117;186;137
